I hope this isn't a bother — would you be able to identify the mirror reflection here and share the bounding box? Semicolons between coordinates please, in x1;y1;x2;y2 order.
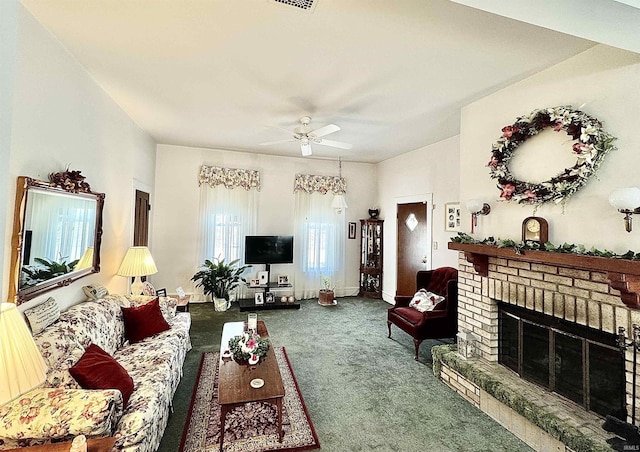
20;190;97;289
9;177;104;304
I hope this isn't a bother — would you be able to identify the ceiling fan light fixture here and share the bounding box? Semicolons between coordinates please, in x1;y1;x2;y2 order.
301;141;312;156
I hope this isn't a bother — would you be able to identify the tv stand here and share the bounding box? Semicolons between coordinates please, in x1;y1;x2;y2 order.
241;264;299;311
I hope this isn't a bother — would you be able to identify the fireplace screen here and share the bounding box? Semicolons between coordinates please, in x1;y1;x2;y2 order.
499;303;625;419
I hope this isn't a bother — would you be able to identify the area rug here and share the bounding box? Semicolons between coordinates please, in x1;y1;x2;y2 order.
179;347;320;452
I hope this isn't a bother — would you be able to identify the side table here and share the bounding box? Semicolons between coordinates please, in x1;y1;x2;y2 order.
4;437;116;452
176;294;190;312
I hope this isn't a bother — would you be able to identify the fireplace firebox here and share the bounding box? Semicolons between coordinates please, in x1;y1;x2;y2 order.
498;303;626;420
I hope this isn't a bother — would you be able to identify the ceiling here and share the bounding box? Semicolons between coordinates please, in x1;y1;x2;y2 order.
18;0;611;163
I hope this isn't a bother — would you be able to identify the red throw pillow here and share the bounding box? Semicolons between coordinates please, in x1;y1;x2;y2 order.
121;297;170;343
69;344;134;406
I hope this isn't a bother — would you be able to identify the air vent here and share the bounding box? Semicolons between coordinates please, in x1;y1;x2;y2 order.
270;0;318;13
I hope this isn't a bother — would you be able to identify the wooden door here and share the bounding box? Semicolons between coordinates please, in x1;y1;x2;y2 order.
396;202;428;296
134;190;150;246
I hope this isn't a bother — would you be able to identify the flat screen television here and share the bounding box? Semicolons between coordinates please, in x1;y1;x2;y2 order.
244;236;294;265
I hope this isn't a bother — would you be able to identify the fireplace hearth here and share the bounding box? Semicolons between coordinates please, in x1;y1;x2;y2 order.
499;303;626;420
441;242;640;451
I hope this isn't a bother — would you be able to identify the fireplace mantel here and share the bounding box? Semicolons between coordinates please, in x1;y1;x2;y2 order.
449;242;640;309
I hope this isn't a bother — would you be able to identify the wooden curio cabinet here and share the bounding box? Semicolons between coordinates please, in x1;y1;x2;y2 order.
359;219;383;298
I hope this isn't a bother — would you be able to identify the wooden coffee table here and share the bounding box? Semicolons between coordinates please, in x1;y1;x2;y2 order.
218;321;285;452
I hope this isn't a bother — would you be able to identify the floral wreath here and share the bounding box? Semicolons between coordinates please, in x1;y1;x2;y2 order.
487;106;616;205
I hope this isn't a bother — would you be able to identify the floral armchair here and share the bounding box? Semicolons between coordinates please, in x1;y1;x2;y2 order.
387;267;458;360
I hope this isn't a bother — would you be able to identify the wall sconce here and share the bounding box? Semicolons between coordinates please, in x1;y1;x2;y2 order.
465;199;490;233
609;187;640;232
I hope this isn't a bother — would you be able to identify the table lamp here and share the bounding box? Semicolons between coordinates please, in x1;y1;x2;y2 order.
75;246;94;270
0;302;48;405
117;246;158;295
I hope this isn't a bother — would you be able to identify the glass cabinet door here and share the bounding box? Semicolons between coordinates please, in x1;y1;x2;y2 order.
359;219;383;298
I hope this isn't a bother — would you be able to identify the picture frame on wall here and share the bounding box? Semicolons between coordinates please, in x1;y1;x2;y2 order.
254;292;264;305
445;202;461;232
348;222;357;239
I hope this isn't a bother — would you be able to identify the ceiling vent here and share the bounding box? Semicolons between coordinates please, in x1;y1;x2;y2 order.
270;0;318;13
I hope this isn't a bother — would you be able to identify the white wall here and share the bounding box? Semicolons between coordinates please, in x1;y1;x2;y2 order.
0;0;19;296
152;144;377;298
377;135;461;303
460;45;640;252
4;5;157;311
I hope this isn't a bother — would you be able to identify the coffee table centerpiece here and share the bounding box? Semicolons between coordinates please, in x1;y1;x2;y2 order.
228;332;270;364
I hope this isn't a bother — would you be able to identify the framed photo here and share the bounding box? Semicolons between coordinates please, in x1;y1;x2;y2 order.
445;202;461;232
258;271;269;285
265;292;275;303
278;275;289;286
348;222;357;239
250;278;260;287
254;292;264;305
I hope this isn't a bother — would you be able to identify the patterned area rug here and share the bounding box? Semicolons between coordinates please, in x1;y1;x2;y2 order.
179;347;320;452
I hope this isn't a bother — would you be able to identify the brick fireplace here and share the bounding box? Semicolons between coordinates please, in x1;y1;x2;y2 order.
439;242;640;451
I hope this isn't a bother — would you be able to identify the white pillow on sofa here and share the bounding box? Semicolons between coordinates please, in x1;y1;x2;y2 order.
82;284;109;300
24;297;60;334
409;289;445;313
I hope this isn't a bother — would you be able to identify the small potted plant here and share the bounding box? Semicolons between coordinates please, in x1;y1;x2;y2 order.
191;257;250;311
318;276;336;306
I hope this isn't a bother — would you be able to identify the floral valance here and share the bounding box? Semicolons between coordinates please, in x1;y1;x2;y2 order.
293;174;346;195
198;165;260;191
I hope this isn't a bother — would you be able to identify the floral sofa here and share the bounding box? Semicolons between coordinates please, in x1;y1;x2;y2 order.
0;294;191;451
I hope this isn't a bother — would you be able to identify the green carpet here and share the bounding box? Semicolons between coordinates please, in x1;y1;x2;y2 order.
158;298;532;452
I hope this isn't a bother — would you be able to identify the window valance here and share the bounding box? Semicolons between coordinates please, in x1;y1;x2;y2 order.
198;165;261;191
293;174;346;195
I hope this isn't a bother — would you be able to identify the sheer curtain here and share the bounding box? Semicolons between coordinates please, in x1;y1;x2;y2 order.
294;191;346;299
26;191;95;265
198;185;257;299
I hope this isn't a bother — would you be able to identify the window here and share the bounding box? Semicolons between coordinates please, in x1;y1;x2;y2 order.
303;221;338;272
199;185;256;266
294;191;345;298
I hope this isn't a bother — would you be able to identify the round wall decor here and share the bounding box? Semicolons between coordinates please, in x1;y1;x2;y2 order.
487;106;616;206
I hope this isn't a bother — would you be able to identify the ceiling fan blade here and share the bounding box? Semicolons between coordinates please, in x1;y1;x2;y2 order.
317;139;353;150
301;142;313;156
259;139;296;146
309;124;340;138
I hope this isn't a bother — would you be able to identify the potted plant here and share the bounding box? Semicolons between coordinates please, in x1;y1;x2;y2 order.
191;257;250;311
318;276;336;306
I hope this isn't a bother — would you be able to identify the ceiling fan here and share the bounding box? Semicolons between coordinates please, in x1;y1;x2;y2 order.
260;116;353;156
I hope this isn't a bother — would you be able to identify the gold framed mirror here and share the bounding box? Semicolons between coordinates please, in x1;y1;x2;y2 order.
9;176;105;304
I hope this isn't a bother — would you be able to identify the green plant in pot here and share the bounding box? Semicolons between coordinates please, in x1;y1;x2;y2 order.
191;257;250;311
318;276;336;306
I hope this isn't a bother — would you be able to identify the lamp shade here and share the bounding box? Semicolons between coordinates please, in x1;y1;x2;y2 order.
0;303;48;405
609;188;640;210
466;199;485;213
116;246;158;277
331;193;348;212
75;246;94;270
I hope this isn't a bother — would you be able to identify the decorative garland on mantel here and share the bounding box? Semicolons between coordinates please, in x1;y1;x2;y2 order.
451;232;640;261
488;106;616;206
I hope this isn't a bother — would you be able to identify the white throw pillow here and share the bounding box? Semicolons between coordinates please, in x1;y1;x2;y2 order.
409;289;445;313
24;297;60;334
82;283;109;300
